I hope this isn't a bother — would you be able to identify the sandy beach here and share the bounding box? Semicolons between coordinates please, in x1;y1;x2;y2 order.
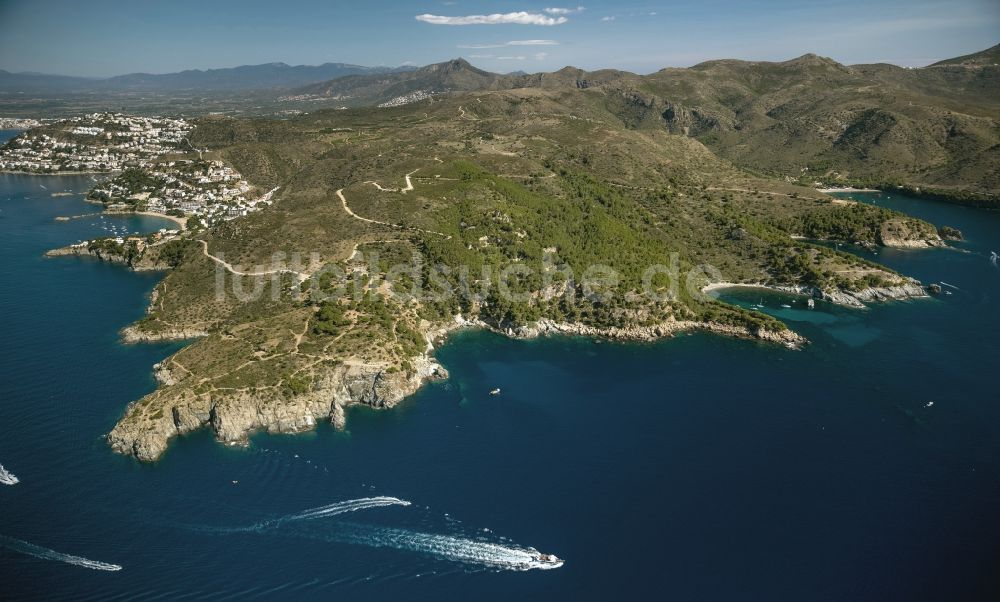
133;211;188;229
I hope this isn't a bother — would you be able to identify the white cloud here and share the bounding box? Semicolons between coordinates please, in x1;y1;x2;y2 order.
534;52;549;60
544;6;585;15
458;39;559;49
601;16;615;21
508;39;560;46
416;12;568;26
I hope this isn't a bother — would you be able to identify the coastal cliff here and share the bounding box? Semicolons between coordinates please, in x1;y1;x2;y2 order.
484;316;804;347
108;354;449;462
706;279;929;309
45;242;173;271
772;280;928;308
107;311;806;463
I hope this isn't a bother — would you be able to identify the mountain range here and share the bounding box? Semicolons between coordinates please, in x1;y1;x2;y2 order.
291;47;998;201
0;62;414;93
3;44;997;200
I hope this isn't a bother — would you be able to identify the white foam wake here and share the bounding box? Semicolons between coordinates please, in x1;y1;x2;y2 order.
0;535;122;571
0;463;18;485
227;497;411;533
333;524;563;571
287;497;411;521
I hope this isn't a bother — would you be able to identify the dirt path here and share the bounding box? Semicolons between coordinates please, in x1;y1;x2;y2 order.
365;169;420;193
336;182;451;239
199;239;310;279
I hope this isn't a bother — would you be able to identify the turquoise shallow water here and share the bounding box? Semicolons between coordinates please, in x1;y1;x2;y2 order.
1;139;999;601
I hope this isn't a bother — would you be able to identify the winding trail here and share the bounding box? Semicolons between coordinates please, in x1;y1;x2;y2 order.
199;240;311;280
336;182;451;239
365;169;419;194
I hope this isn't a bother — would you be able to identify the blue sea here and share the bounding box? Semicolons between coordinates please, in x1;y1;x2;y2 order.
2;130;999;599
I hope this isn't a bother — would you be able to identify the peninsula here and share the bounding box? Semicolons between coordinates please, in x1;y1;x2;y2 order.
8;48;995;462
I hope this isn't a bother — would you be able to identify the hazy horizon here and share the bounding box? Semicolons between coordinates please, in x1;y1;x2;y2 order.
1;0;998;78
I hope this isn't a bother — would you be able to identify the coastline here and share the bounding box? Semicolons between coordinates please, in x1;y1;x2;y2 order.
702;280;929;309
109;311;806;462
0;169;109;176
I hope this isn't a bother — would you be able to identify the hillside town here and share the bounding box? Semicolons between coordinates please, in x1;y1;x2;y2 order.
0;113;189;172
89;158;279;228
1;112;278;227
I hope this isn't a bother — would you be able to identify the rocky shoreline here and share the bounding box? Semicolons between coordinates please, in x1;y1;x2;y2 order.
703;279;929;309
440;314;804;347
54;236;924;462
107;352;450;462
45;242;173;272
120;325;209;343
108;310;804;462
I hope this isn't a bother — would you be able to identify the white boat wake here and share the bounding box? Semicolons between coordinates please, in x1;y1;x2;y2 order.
0;535;122;571
314;523;563;571
0;463;18;485
213;497;411;533
280;496;411;523
201;496;564;571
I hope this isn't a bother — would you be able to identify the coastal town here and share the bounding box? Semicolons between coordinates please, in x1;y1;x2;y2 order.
88;158;278;228
0;113;190;172
0;112;278;228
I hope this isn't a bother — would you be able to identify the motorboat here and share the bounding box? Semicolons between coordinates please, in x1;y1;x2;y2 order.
489;388;501;396
531;552;564;568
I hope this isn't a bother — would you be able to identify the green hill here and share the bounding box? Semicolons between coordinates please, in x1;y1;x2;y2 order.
289;47;999;204
104;87;947;461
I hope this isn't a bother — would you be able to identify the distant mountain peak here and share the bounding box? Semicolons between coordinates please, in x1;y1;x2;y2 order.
781;53;842;67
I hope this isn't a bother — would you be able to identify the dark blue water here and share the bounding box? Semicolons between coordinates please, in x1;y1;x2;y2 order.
2;138;999;602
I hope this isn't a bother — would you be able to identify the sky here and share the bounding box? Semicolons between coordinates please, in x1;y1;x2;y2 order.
0;0;997;77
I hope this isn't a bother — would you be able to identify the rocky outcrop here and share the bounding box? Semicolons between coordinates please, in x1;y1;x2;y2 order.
769;280;928;308
45;243;171;271
878;218;946;248
45;244;128;264
107;356;448;462
120;325;208;343
497;317;805;347
436;313;804;348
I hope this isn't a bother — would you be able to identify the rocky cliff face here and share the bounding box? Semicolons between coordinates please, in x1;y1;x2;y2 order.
772;280;928;308
497;317;804;347
107;356;448;462
45;243;171;271
120;325;209;343
109;311;807;463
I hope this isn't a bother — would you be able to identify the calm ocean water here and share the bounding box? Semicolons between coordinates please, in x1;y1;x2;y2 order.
2;128;999;599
